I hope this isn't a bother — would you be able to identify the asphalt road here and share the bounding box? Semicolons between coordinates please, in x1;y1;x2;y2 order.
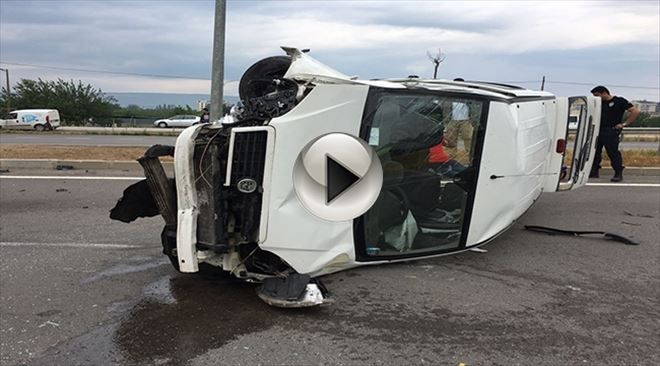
0;173;659;365
1;133;658;150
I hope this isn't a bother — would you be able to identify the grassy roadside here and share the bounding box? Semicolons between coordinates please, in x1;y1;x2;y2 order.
1;144;658;167
0;145;171;161
562;149;659;168
615;150;660;167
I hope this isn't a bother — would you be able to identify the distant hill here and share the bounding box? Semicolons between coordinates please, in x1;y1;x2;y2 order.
108;92;240;108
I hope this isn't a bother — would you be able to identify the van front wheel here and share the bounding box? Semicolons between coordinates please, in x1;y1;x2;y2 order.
34;124;45;132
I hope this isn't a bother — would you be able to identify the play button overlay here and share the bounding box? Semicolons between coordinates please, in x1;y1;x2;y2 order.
293;133;383;221
326;155;360;204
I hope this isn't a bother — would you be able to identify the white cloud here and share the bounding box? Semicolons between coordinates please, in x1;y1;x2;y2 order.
0;0;658;100
224;1;658;56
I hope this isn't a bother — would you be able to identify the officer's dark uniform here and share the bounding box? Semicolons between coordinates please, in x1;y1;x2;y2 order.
200;108;210;124
591;96;633;178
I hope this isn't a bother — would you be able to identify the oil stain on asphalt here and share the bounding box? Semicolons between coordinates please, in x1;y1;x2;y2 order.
29;271;289;365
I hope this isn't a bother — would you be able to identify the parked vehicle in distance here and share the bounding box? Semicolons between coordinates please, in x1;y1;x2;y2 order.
154;115;201;128
0;109;60;131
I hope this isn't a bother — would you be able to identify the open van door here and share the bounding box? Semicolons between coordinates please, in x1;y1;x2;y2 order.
546;96;601;192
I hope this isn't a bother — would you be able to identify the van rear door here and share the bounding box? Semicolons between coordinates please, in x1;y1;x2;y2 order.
547;96;601;191
47;110;61;128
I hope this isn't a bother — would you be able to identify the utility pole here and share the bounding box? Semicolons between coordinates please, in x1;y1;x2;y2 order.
0;67;9;112
209;0;226;122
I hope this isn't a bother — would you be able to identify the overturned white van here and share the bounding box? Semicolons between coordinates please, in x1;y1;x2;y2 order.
111;48;601;307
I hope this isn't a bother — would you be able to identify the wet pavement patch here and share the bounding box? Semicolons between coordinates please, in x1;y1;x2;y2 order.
81;257;169;284
30;272;288;365
112;274;281;365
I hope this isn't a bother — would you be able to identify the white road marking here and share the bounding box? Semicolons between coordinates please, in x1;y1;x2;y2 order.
0;242;143;249
0;175;142;180
586;183;660;187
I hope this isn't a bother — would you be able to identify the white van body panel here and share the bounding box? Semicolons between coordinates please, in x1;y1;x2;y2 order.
260;84;370;275
466;100;554;245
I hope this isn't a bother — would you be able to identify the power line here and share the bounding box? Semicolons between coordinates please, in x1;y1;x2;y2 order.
546;80;659;90
0;61;211;80
1;60;658;91
504;78;658;90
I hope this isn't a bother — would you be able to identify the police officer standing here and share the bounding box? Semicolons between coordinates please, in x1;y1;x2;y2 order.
590;86;640;182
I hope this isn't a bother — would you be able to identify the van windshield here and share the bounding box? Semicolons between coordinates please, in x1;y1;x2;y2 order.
356;89;487;260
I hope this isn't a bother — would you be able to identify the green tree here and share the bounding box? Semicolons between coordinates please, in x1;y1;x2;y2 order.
1;78;118;125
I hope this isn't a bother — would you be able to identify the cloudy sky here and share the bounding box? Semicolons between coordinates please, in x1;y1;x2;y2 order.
1;0;658;101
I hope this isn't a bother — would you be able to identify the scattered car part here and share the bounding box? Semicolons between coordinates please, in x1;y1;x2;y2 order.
110;179;161;223
524;225;640;245
257;274;330;308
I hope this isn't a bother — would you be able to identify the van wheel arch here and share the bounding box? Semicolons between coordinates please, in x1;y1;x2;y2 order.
34;124;46;132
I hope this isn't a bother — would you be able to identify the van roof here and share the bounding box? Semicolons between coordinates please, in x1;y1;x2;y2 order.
357;78;553;100
9;109;59;113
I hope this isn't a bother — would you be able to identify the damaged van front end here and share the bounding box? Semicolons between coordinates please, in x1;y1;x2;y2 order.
111;48;361;307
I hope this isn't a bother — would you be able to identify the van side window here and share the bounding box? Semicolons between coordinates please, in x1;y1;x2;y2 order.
8;113;17;119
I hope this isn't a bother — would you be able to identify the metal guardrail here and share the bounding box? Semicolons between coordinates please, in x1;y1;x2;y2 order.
569;127;659;135
57;126;184;136
623;127;660;134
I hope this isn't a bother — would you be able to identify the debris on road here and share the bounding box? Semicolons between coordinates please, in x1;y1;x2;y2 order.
37;320;60;328
623;210;655;218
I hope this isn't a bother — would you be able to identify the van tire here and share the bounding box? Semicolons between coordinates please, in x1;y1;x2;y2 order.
158;122;168;128
34;124;45;131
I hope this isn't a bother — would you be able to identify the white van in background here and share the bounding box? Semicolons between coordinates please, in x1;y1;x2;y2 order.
0;109;61;131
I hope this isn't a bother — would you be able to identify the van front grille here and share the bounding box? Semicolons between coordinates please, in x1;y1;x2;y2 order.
230;130;268;186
